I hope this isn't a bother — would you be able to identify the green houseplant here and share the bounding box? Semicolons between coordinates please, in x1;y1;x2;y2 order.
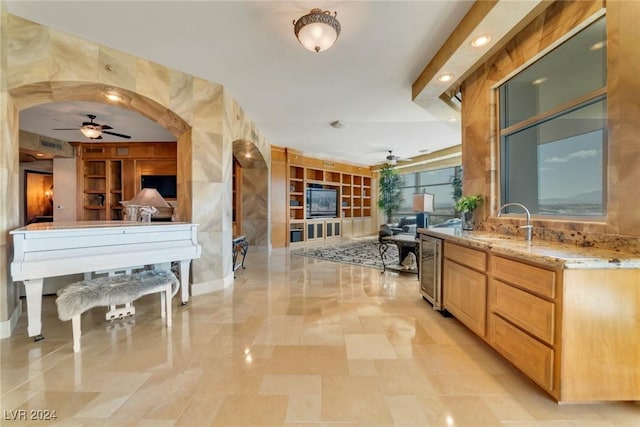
377;164;404;224
455;194;483;230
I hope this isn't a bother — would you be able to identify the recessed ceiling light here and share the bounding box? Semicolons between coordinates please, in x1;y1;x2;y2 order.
418;149;430;153
471;35;491;48
448;118;457;122
104;92;122;102
590;41;606;51
532;77;548;85
36;153;44;157
438;73;454;83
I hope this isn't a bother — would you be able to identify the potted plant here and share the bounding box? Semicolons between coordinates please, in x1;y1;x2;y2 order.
377;164;404;224
455;194;482;230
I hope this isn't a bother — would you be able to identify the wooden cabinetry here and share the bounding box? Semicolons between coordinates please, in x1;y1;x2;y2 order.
437;236;640;402
442;242;488;337
306;218;342;242
342;174;372;218
80;159;122;220
74;142;177;221
282;150;373;246
488;256;559;393
288;165;305;221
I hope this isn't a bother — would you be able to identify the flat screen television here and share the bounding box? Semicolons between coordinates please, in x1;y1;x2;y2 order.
141;175;177;198
306;187;338;218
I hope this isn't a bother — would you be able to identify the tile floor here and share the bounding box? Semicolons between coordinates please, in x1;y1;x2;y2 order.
1;244;639;426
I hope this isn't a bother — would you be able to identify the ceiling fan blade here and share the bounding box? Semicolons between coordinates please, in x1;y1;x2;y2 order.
102;130;131;139
100;124;113;130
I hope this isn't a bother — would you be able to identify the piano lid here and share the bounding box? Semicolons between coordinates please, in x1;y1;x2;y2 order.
10;221;201;281
10;221;196;234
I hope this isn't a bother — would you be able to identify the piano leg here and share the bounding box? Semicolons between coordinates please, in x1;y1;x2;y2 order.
24;278;45;340
178;260;191;305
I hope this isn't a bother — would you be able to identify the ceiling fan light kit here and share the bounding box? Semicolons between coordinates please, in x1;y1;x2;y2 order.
80;126;102;139
385;150;412;166
293;8;341;53
54;114;131;140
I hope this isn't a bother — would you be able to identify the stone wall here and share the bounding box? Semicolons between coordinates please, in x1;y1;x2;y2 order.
461;0;640;249
0;13;270;332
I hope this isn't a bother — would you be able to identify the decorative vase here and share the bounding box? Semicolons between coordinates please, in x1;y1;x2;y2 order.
461;211;474;230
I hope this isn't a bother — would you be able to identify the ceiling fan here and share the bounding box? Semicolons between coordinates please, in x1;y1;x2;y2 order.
54;114;131;140
385;150;412;166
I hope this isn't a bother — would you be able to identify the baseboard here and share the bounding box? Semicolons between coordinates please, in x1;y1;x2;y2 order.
190;273;234;297
0;300;23;339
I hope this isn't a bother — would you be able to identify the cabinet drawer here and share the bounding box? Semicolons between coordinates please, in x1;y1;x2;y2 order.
490;256;556;298
444;242;486;271
491;279;555;345
490;315;554;391
443;259;487;337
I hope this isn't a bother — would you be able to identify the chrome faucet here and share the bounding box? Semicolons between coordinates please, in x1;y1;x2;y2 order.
497;203;533;241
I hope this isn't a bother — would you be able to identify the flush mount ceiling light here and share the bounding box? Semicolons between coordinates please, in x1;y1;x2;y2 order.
293;8;341;53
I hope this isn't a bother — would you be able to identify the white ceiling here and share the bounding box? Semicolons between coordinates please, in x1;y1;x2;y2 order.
9;1;479;166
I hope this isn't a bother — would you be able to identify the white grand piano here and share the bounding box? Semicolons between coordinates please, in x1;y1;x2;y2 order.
10;221;201;340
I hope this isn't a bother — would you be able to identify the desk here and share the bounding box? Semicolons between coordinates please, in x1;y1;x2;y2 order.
379;234;419;275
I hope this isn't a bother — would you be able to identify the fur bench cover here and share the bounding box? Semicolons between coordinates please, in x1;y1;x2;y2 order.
56;270;179;321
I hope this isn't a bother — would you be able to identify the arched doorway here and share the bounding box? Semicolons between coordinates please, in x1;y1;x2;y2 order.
2;14;271;334
232;139;269;246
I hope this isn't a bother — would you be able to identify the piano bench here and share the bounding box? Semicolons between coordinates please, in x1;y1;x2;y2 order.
55;270;179;352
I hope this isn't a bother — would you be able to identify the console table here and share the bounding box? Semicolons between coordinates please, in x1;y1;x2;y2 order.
232;235;248;277
379;234;419;275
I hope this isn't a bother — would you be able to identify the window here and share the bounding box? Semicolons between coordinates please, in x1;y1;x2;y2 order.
499;16;607;217
395;166;461;225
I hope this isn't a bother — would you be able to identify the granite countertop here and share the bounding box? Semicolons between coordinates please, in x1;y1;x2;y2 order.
418;227;640;270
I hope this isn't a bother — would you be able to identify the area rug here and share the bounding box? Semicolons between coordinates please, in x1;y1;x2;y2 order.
297;239;399;270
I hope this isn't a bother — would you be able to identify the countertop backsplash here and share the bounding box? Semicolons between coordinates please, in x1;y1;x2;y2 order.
476;222;640;255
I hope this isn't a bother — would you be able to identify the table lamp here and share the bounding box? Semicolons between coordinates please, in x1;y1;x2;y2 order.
412;192;435;236
122;188;171;222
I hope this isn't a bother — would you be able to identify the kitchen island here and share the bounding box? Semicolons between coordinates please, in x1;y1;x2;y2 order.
419;227;640;403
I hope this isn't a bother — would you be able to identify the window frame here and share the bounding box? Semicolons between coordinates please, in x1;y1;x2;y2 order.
394;165;461;224
494;13;608;221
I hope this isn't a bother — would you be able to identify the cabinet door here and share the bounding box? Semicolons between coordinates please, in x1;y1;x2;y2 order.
490;314;554;391
443;259;487;337
445;241;486;271
490;256;556;298
307;222;316;240
333;220;341;237
490;279;555;345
